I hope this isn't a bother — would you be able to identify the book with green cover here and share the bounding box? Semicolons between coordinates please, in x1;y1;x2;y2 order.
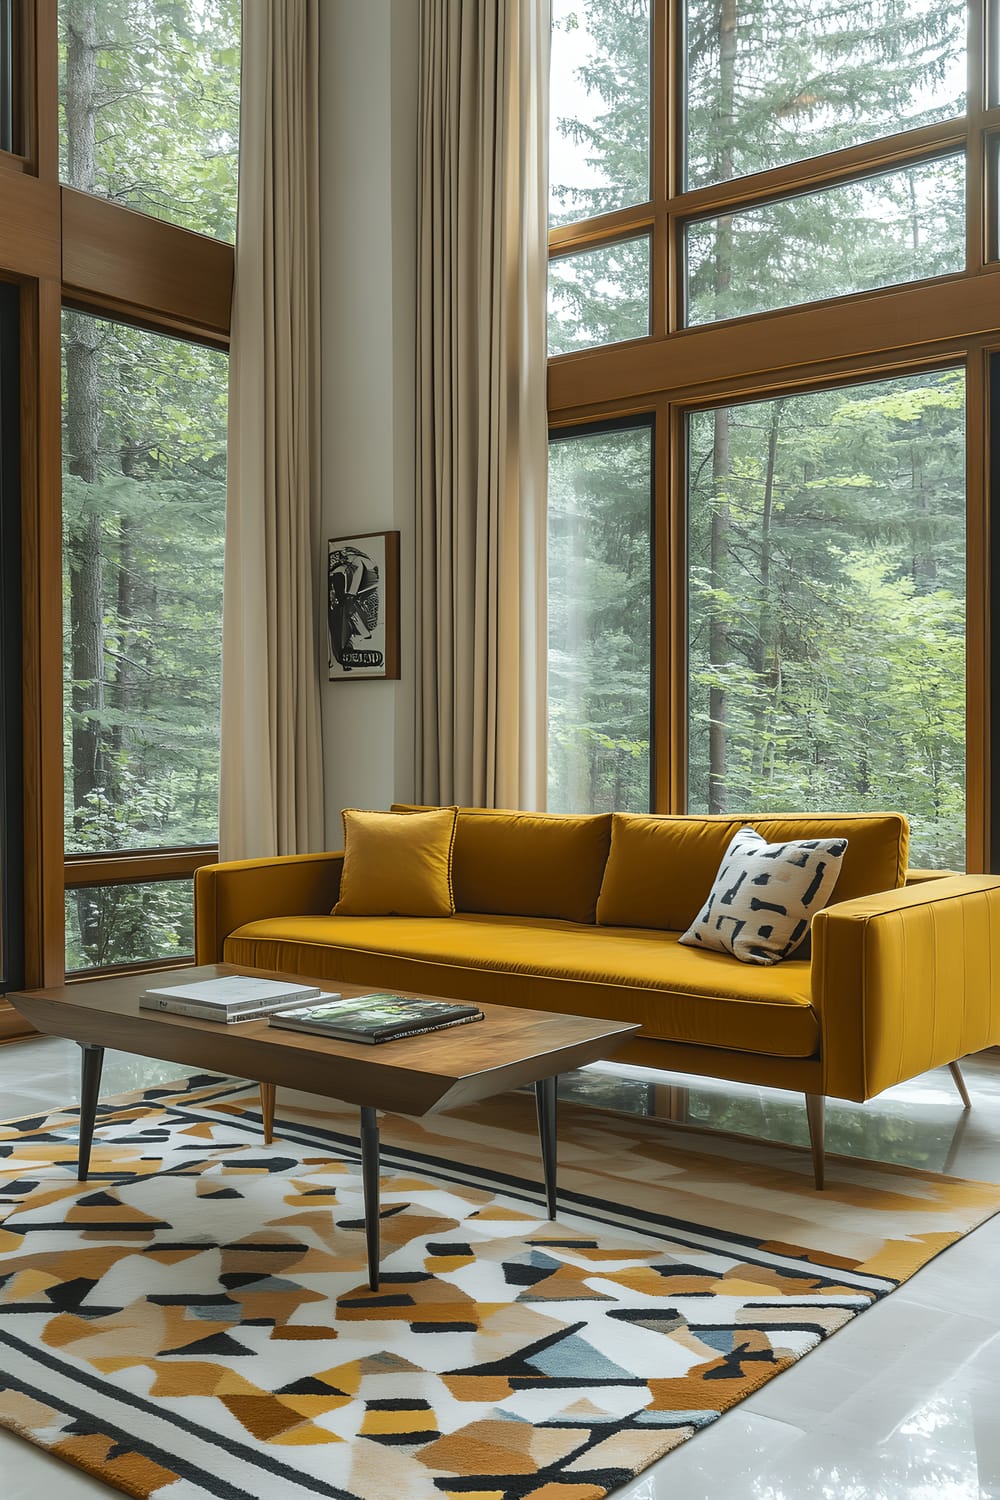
268;992;484;1044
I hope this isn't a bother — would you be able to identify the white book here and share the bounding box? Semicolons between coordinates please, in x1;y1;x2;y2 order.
140;989;341;1023
142;976;323;1013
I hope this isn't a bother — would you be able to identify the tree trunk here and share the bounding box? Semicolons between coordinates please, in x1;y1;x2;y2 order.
64;0;97;194
708;411;730;815
750;400;783;784
707;0;738;815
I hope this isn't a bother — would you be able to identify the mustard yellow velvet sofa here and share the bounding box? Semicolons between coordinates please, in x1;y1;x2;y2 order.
194;806;1000;1186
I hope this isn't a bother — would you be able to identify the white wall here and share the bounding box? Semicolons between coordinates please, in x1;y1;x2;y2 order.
318;0;419;841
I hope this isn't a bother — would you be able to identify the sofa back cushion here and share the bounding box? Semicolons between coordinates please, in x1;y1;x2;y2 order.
596;811;909;932
392;805;612;923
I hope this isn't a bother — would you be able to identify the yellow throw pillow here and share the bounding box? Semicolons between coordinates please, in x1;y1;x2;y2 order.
333;806;458;917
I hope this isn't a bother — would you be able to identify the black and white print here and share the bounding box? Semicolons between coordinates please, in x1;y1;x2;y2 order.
680;826;849;965
327;531;400;680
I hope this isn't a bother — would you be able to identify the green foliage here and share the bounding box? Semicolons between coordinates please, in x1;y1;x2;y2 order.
689;370;965;865
59;0;240;239
63;773;197;970
549;426;652;812
686;153;965;325
65;881;195;973
59;0;237;969
685;0;964;188
62;313;227;876
547;1;968;865
550;0;651;225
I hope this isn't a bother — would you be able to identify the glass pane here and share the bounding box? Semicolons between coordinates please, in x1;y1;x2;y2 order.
548;423;652;814
686;154;965;325
686;0;966;191
66;880;194;972
549;0;651;226
548;235;650;355
687;371;966;868
62;312;226;862
59;0;240;240
0;0;13;154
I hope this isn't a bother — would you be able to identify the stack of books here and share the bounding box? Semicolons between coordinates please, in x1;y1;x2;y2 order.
139;976;340;1023
268;992;484;1044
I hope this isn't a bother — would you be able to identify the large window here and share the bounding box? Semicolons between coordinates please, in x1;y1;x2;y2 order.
62;314;226;969
47;1;239;976
547;0;993;870
0;0;238;1011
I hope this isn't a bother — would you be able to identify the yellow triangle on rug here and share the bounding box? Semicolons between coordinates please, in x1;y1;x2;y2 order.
0;1073;997;1500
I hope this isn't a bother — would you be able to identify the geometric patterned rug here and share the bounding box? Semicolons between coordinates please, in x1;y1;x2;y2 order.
0;1074;998;1500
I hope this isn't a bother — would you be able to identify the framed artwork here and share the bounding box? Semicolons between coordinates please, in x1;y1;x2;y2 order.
327;530;400;680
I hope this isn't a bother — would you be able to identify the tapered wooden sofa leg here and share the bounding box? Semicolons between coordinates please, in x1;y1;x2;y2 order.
805;1093;825;1190
948;1060;972;1111
259;1082;276;1143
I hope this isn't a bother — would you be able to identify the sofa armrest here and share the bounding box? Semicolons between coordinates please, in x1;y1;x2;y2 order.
811;875;1000;1101
194;851;345;963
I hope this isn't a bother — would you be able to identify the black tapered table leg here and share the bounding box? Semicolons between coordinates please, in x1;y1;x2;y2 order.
535;1075;558;1219
359;1106;381;1291
77;1043;105;1183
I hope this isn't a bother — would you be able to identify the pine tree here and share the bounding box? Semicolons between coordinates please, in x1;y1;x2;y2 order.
60;0;238;967
548;0;967;861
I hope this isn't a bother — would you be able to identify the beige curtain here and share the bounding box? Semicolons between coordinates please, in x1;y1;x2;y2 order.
415;0;550;810
220;0;324;860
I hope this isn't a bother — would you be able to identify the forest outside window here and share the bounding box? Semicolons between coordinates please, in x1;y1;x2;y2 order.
549;0;651;226
59;0;240;241
547;0;986;867
548;235;651;354
686;371;966;869
548;421;653;815
0;0;238;996
0;0;13;155
62;312;227;971
685;152;965;325
65;878;194;974
684;0;966;189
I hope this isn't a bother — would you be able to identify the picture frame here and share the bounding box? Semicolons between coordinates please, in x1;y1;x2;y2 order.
327;530;400;681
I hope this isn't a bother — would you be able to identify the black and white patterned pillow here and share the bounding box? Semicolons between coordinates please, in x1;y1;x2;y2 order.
678;827;848;965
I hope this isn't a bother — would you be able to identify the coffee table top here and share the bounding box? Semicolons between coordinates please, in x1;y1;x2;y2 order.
8;964;640;1116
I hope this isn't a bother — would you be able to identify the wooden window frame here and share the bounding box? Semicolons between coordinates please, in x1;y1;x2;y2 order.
0;1;233;1034
548;0;994;872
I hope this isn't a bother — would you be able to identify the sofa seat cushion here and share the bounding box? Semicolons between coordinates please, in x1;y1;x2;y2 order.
224;912;818;1060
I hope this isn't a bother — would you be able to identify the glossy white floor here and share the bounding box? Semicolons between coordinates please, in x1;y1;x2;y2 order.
2;1037;1000;1500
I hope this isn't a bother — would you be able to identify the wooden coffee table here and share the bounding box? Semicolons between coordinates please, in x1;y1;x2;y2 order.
7;965;639;1290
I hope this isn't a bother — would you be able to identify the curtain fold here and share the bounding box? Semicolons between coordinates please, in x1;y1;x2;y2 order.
220;0;324;859
415;0;550;810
